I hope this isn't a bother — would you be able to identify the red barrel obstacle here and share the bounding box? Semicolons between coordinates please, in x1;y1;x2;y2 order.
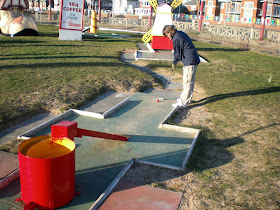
18;121;128;209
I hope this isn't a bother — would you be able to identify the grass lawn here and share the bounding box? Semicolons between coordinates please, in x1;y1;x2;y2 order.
142;42;280;209
187;43;279;209
1;25;279;209
0;25;160;129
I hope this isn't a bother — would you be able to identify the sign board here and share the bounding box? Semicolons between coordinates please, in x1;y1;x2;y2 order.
59;0;85;40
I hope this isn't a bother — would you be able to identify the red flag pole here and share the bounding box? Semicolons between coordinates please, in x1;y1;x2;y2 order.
98;0;101;22
198;0;204;31
260;0;268;41
48;1;52;21
149;4;152;28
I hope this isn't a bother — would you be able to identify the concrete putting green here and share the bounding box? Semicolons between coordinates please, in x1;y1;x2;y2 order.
0;91;199;209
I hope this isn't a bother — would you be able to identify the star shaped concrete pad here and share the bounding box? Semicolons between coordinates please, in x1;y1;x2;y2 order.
0;91;199;210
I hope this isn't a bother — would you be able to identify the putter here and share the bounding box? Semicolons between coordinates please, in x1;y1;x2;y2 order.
157;68;173;102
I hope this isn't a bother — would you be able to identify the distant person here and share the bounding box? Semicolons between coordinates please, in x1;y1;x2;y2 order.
162;25;200;108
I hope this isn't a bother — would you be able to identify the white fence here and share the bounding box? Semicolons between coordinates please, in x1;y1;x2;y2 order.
31;12;280;42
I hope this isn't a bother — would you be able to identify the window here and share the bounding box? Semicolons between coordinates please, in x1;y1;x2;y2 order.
231;2;241;13
220;3;224;9
207;0;213;17
267;4;271;12
144;8;150;14
244;2;253;21
273;5;280;16
143;0;149;6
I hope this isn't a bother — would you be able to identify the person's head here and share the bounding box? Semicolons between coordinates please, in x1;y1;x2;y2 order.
162;25;177;40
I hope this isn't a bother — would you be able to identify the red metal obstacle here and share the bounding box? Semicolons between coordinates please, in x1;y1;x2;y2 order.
51;121;128;142
18;121;128;210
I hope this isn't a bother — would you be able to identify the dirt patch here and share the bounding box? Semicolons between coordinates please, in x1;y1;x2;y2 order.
170;85;219;128
121;162;202;209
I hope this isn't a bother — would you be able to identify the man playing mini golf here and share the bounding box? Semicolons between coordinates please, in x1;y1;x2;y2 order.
162;25;200;108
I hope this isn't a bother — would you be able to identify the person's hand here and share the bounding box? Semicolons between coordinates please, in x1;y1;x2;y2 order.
172;63;176;71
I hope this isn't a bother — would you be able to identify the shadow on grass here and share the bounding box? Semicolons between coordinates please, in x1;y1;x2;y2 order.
187;123;279;172
1;61;130;70
1;55;118;61
190;86;280;108
196;47;249;52
12;44;87;47
187;128;244;171
0;40;44;44
0;41;84;47
38;33;59;38
1;52;76;57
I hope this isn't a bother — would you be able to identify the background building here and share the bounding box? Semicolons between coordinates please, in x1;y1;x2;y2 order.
201;0;280;24
112;0;139;15
25;0;280;25
135;0;151;16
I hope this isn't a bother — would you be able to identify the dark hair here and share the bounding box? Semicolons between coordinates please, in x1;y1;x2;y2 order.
162;25;177;37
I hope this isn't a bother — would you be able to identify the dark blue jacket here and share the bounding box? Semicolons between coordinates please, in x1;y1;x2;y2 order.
172;31;200;66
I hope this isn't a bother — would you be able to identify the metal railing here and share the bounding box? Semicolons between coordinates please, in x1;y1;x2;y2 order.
29;12;280;42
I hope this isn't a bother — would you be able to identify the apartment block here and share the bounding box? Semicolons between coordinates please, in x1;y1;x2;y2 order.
202;0;280;24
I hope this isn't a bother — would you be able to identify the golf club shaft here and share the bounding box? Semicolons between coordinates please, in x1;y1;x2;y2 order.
162;69;173;99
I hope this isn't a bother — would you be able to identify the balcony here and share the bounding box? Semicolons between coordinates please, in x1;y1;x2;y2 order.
260;0;280;4
217;0;230;2
259;10;280;17
218;0;242;2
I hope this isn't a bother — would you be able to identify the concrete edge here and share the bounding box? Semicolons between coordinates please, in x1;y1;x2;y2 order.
103;97;130;118
160;124;199;134
18;96;131;138
89;159;135;210
72;109;104;119
158;106;179;129
135;53;171;61
134;43;157;61
181;130;200;171
18;109;74;139
145;43;155;52
136;160;181;171
134;50;138;61
134;43;154;61
0;169;19;190
136;50;157;54
158;105;201;171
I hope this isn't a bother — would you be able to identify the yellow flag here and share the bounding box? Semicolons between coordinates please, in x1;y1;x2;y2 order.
171;0;183;11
